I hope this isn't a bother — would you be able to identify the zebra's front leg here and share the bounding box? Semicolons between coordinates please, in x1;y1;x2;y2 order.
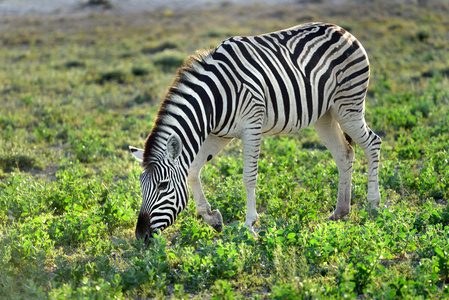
189;179;223;232
188;135;233;232
241;128;262;235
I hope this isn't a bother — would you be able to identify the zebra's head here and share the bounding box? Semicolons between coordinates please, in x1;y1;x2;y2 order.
129;133;188;245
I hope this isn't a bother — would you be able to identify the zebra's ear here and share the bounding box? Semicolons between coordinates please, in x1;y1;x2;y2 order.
129;146;144;162
166;133;182;162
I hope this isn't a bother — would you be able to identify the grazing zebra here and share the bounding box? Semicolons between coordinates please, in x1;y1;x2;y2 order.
130;22;381;244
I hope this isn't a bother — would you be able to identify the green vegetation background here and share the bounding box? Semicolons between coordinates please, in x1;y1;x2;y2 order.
1;1;449;299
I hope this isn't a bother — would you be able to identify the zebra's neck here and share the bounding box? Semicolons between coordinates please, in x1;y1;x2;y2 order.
143;50;221;173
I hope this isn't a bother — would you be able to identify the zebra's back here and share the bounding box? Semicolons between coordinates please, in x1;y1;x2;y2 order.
208;22;370;137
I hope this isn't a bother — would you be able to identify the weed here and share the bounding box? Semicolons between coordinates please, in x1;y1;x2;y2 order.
1;1;449;299
152;50;187;70
131;66;149;77
415;29;431;42
142;40;179;54
211;280;234;300
64;60;86;69
96;70;128;84
133;91;153;105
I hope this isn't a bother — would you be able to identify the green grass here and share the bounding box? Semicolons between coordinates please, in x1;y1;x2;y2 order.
1;1;449;299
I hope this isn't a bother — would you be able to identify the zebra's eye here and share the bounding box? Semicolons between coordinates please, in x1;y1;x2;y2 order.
158;180;169;191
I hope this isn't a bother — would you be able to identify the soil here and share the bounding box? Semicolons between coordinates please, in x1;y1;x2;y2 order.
0;0;303;15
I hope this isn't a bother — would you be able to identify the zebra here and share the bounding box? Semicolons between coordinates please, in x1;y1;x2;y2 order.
129;22;381;244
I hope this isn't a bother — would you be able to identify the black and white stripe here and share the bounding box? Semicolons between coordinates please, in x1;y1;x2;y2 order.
133;23;381;242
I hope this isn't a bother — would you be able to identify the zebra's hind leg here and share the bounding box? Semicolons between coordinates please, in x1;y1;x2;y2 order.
314;111;355;220
241;128;263;235
337;115;382;210
188;134;233;232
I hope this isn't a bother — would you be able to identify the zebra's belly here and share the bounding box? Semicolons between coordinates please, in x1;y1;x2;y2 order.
261;118;306;136
214;102;328;138
260;108;323;136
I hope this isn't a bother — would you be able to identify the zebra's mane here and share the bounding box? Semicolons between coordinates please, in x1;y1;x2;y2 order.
142;48;214;169
168;48;214;95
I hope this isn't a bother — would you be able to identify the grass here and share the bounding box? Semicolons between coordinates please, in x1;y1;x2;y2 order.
1;1;449;298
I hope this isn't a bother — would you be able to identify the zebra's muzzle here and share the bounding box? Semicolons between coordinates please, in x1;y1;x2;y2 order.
135;212;154;246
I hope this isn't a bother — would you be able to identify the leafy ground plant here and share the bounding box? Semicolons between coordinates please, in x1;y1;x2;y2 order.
1;1;449;299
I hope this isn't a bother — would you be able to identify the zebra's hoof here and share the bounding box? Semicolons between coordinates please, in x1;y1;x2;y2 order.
210;209;223;232
328;209;349;221
328;214;338;221
212;223;223;232
247;226;256;237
